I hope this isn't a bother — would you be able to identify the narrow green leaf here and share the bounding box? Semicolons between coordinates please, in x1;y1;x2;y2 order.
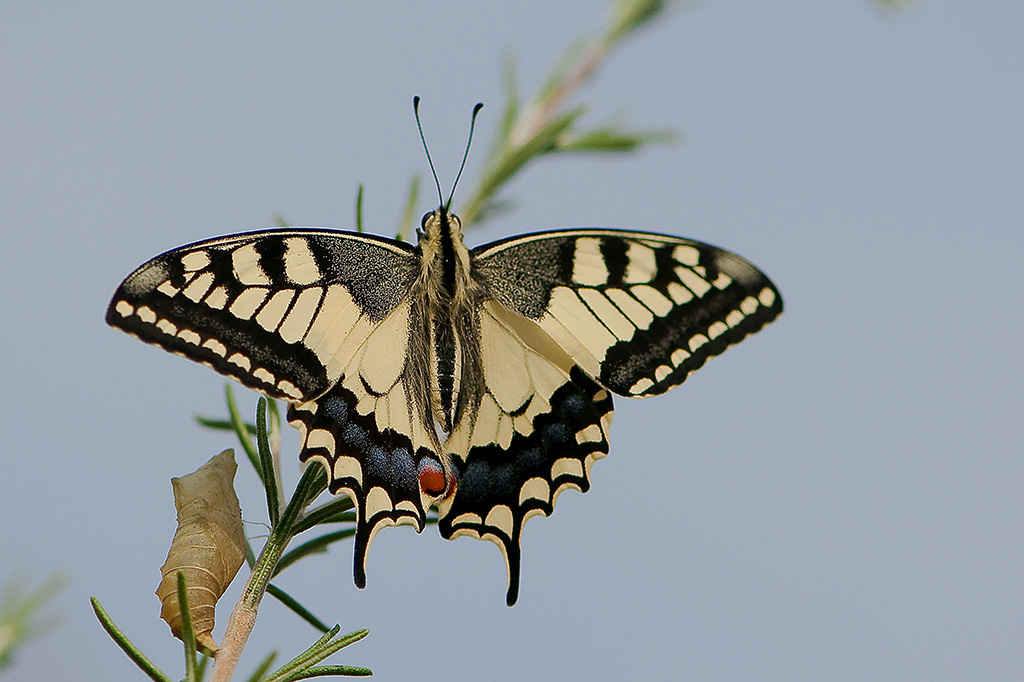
559;127;676;152
175;572;199;680
273;214;290;228
257;398;281;526
266;584;331;633
273;529;356;577
225;385;261;481
267;398;286;515
244;537;258;570
605;0;669;46
196;652;211;682
298;465;329;509
354;183;364;233
195;416;257;434
90;597;173;682
291;497;356;535
268;630;370;682
263;626;340;682
245;650;279;682
287;665;374;679
267;398;282;444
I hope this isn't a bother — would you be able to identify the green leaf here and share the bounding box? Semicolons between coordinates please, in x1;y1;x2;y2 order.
266;584;331;634
605;0;670;46
175;572;200;679
90;598;173;682
291;497;356;535
196;651;212;681
286;665;374;679
273;529;356;577
225;385;261;481
264;629;370;682
257;398;281;526
559;126;677;152
354;183;364;233
245;651;279;682
195;416;257;434
267;397;282;439
262;626;338;682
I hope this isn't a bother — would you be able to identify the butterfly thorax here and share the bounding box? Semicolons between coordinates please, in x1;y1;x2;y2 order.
415;208;483;439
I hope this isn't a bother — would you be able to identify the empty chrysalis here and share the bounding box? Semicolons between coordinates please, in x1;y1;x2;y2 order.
156;449;246;653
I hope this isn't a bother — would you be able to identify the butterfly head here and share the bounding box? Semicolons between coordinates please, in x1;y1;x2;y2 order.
418;206;464;242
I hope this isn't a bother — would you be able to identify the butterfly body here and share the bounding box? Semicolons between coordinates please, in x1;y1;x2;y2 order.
109;207;782;605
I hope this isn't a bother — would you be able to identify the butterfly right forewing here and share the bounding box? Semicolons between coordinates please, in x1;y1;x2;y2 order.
473;228;783;398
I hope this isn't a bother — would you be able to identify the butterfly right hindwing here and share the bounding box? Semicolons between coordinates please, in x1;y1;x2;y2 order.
438;300;615;605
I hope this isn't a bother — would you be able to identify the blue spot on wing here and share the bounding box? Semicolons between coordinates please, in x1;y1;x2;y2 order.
287;382;433;591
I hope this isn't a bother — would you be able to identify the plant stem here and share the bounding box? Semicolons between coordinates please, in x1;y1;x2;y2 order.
208;465;326;682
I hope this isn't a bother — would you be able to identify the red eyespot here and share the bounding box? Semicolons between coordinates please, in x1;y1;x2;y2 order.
418;460;447;497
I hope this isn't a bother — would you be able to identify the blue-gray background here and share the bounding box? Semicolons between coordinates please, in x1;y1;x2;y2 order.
2;2;1022;680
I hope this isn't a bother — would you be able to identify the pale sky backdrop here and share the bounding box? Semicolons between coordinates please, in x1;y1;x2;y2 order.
2;2;1023;681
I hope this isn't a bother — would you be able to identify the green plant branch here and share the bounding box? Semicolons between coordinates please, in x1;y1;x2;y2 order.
91;598;173;682
175;572;201;680
210;458;328;682
458;0;676;226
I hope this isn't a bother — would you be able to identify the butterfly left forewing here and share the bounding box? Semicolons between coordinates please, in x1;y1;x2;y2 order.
108;229;418;402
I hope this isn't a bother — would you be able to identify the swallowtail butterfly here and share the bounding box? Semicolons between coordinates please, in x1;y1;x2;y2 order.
107;105;782;605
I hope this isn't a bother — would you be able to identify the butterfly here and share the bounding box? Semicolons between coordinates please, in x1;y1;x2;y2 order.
107;106;782;605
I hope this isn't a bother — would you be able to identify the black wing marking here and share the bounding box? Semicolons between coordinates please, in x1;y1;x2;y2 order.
107;229;418;402
439;300;614;605
474;228;783;398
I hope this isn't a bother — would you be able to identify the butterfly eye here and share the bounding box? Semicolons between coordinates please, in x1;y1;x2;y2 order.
420;212;433;229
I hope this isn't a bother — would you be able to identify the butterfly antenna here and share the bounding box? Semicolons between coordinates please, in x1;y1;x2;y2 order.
446;102;484;210
413;96;445;207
